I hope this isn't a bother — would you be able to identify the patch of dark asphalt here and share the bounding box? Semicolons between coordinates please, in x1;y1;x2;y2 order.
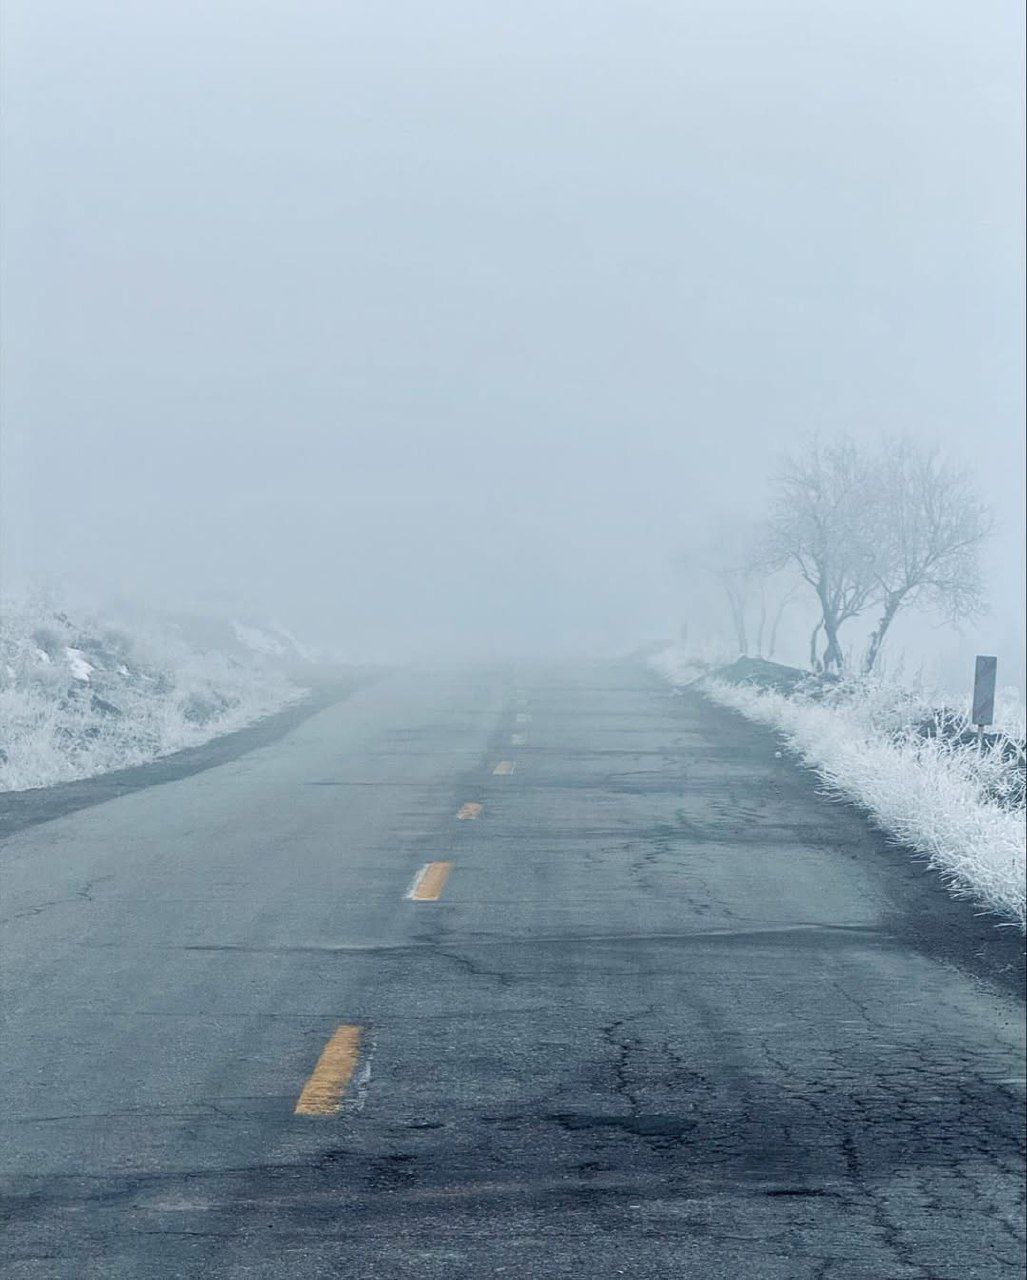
546;1112;694;1140
0;670;380;842
6;1067;1019;1225
654;676;1026;1003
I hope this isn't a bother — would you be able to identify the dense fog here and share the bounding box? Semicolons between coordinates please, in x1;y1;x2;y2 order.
2;1;1023;686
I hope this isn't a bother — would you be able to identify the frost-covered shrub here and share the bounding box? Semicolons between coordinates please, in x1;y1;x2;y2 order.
0;602;304;792
649;640;735;687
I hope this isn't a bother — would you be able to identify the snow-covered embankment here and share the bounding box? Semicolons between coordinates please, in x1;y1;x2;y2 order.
0;604;307;792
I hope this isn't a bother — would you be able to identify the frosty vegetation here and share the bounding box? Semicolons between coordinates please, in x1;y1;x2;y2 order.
676;436;992;675
0;601;306;792
653;647;1026;930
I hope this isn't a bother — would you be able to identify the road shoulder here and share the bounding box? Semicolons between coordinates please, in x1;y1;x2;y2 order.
0;668;379;842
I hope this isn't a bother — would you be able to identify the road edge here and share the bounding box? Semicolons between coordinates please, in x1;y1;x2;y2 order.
653;671;1026;1003
0;668;382;842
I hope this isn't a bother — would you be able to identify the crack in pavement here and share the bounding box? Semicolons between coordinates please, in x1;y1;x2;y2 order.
1;873;116;925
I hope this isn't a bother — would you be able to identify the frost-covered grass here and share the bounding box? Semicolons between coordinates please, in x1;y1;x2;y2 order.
0;602;306;792
650;641;733;688
653;647;1026;930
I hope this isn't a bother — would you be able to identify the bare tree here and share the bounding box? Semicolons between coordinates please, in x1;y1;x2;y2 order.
861;443;991;673
675;535;753;656
718;559;756;657
768;438;879;673
674;523;753;656
759;573;802;659
676;521;795;659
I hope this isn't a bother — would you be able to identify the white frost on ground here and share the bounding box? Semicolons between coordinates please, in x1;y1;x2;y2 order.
649;646;712;689
653;646;1026;931
232;620;321;663
64;648;94;682
0;602;305;793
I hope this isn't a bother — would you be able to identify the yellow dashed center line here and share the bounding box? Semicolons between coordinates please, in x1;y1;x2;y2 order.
492;761;515;775
407;861;454;901
457;802;483;820
294;1025;362;1116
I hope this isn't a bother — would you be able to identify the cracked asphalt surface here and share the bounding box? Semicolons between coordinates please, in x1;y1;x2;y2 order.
1;663;1024;1278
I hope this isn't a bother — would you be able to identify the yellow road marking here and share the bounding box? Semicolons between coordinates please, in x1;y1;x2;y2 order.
407;861;453;901
294;1025;362;1116
511;733;526;746
457;802;483;820
492;761;514;775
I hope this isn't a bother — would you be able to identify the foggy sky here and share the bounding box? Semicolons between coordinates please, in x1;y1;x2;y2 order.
2;1;1024;673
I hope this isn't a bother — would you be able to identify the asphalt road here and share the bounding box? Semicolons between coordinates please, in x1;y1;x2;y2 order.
1;663;1024;1278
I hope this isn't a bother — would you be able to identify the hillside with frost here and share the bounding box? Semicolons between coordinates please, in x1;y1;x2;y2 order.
0;603;309;792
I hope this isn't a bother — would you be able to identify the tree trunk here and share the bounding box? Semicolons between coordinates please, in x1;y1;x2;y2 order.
755;589;767;658
725;586;748;656
812;585;844;673
768;594;791;659
809;620;822;671
863;594;902;673
822;618;844;673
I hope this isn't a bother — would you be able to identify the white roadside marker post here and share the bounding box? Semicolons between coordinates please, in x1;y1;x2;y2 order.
972;655;997;749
